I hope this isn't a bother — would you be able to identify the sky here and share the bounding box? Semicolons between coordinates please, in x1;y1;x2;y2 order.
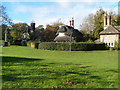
1;0;120;29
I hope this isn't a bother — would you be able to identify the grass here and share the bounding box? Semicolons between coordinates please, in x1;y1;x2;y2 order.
2;46;118;88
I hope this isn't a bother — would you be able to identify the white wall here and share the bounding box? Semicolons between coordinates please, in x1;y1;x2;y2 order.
58;32;65;37
100;34;119;47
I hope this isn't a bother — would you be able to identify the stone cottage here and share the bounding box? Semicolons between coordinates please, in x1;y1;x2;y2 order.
99;13;120;47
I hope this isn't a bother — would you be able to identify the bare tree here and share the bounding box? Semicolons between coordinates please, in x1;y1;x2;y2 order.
80;14;95;34
0;5;13;25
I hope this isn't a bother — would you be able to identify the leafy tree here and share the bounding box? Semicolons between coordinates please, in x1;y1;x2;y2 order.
80;30;93;42
36;25;44;31
10;23;28;41
93;9;105;39
112;14;120;26
31;25;45;41
80;9;105;40
44;21;64;42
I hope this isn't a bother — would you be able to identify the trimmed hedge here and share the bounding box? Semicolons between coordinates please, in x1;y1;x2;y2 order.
38;42;107;51
38;42;70;51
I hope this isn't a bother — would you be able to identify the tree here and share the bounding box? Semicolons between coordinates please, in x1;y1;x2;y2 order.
80;8;105;39
112;14;120;26
93;9;105;39
31;25;45;41
44;21;64;42
80;30;93;42
80;14;95;34
0;5;13;42
0;5;13;25
10;23;28;41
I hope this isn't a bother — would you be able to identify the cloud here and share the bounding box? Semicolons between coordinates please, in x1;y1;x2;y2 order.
12;20;24;23
2;0;120;2
4;2;118;29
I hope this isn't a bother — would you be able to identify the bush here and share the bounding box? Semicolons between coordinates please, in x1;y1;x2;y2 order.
38;42;107;51
27;41;40;49
0;40;5;46
114;41;120;50
0;40;10;46
10;40;27;46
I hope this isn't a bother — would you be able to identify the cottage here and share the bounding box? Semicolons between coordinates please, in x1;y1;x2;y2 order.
54;18;83;42
99;13;120;47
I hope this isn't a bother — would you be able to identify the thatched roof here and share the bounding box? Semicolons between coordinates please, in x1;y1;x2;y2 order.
57;25;67;32
99;25;120;35
54;36;72;42
55;25;83;42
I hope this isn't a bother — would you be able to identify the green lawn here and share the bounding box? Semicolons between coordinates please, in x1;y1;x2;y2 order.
2;46;118;88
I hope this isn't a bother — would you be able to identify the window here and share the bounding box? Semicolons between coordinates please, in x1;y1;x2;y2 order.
105;16;107;25
111;43;113;46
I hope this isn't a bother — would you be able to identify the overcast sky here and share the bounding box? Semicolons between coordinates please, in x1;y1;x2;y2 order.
1;0;119;29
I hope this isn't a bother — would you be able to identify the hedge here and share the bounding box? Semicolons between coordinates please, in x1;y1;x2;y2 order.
38;42;107;51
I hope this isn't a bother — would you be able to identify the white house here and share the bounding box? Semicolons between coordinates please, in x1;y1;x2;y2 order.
99;13;120;47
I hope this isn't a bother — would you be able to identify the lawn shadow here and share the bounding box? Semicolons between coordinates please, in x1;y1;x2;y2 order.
2;75;16;81
90;75;102;79
2;56;44;64
105;69;118;73
66;71;91;76
79;66;91;68
48;63;56;64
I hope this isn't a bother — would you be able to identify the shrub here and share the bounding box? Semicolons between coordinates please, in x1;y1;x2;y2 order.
0;40;5;46
10;40;27;46
27;41;40;49
0;40;10;46
38;42;107;51
114;41;120;50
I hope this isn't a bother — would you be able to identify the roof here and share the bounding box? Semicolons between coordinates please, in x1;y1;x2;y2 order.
56;25;75;35
55;25;83;42
99;25;120;35
57;25;67;32
54;36;71;42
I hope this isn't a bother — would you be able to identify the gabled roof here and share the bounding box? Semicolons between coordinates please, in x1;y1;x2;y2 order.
99;25;120;35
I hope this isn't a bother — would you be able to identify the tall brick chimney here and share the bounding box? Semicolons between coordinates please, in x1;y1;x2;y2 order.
69;20;72;26
104;12;111;30
71;17;74;27
31;21;35;32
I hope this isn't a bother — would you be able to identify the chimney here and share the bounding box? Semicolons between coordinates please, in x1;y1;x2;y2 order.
107;15;111;26
71;17;74;27
69;20;72;26
104;12;111;30
31;21;35;32
104;13;108;29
